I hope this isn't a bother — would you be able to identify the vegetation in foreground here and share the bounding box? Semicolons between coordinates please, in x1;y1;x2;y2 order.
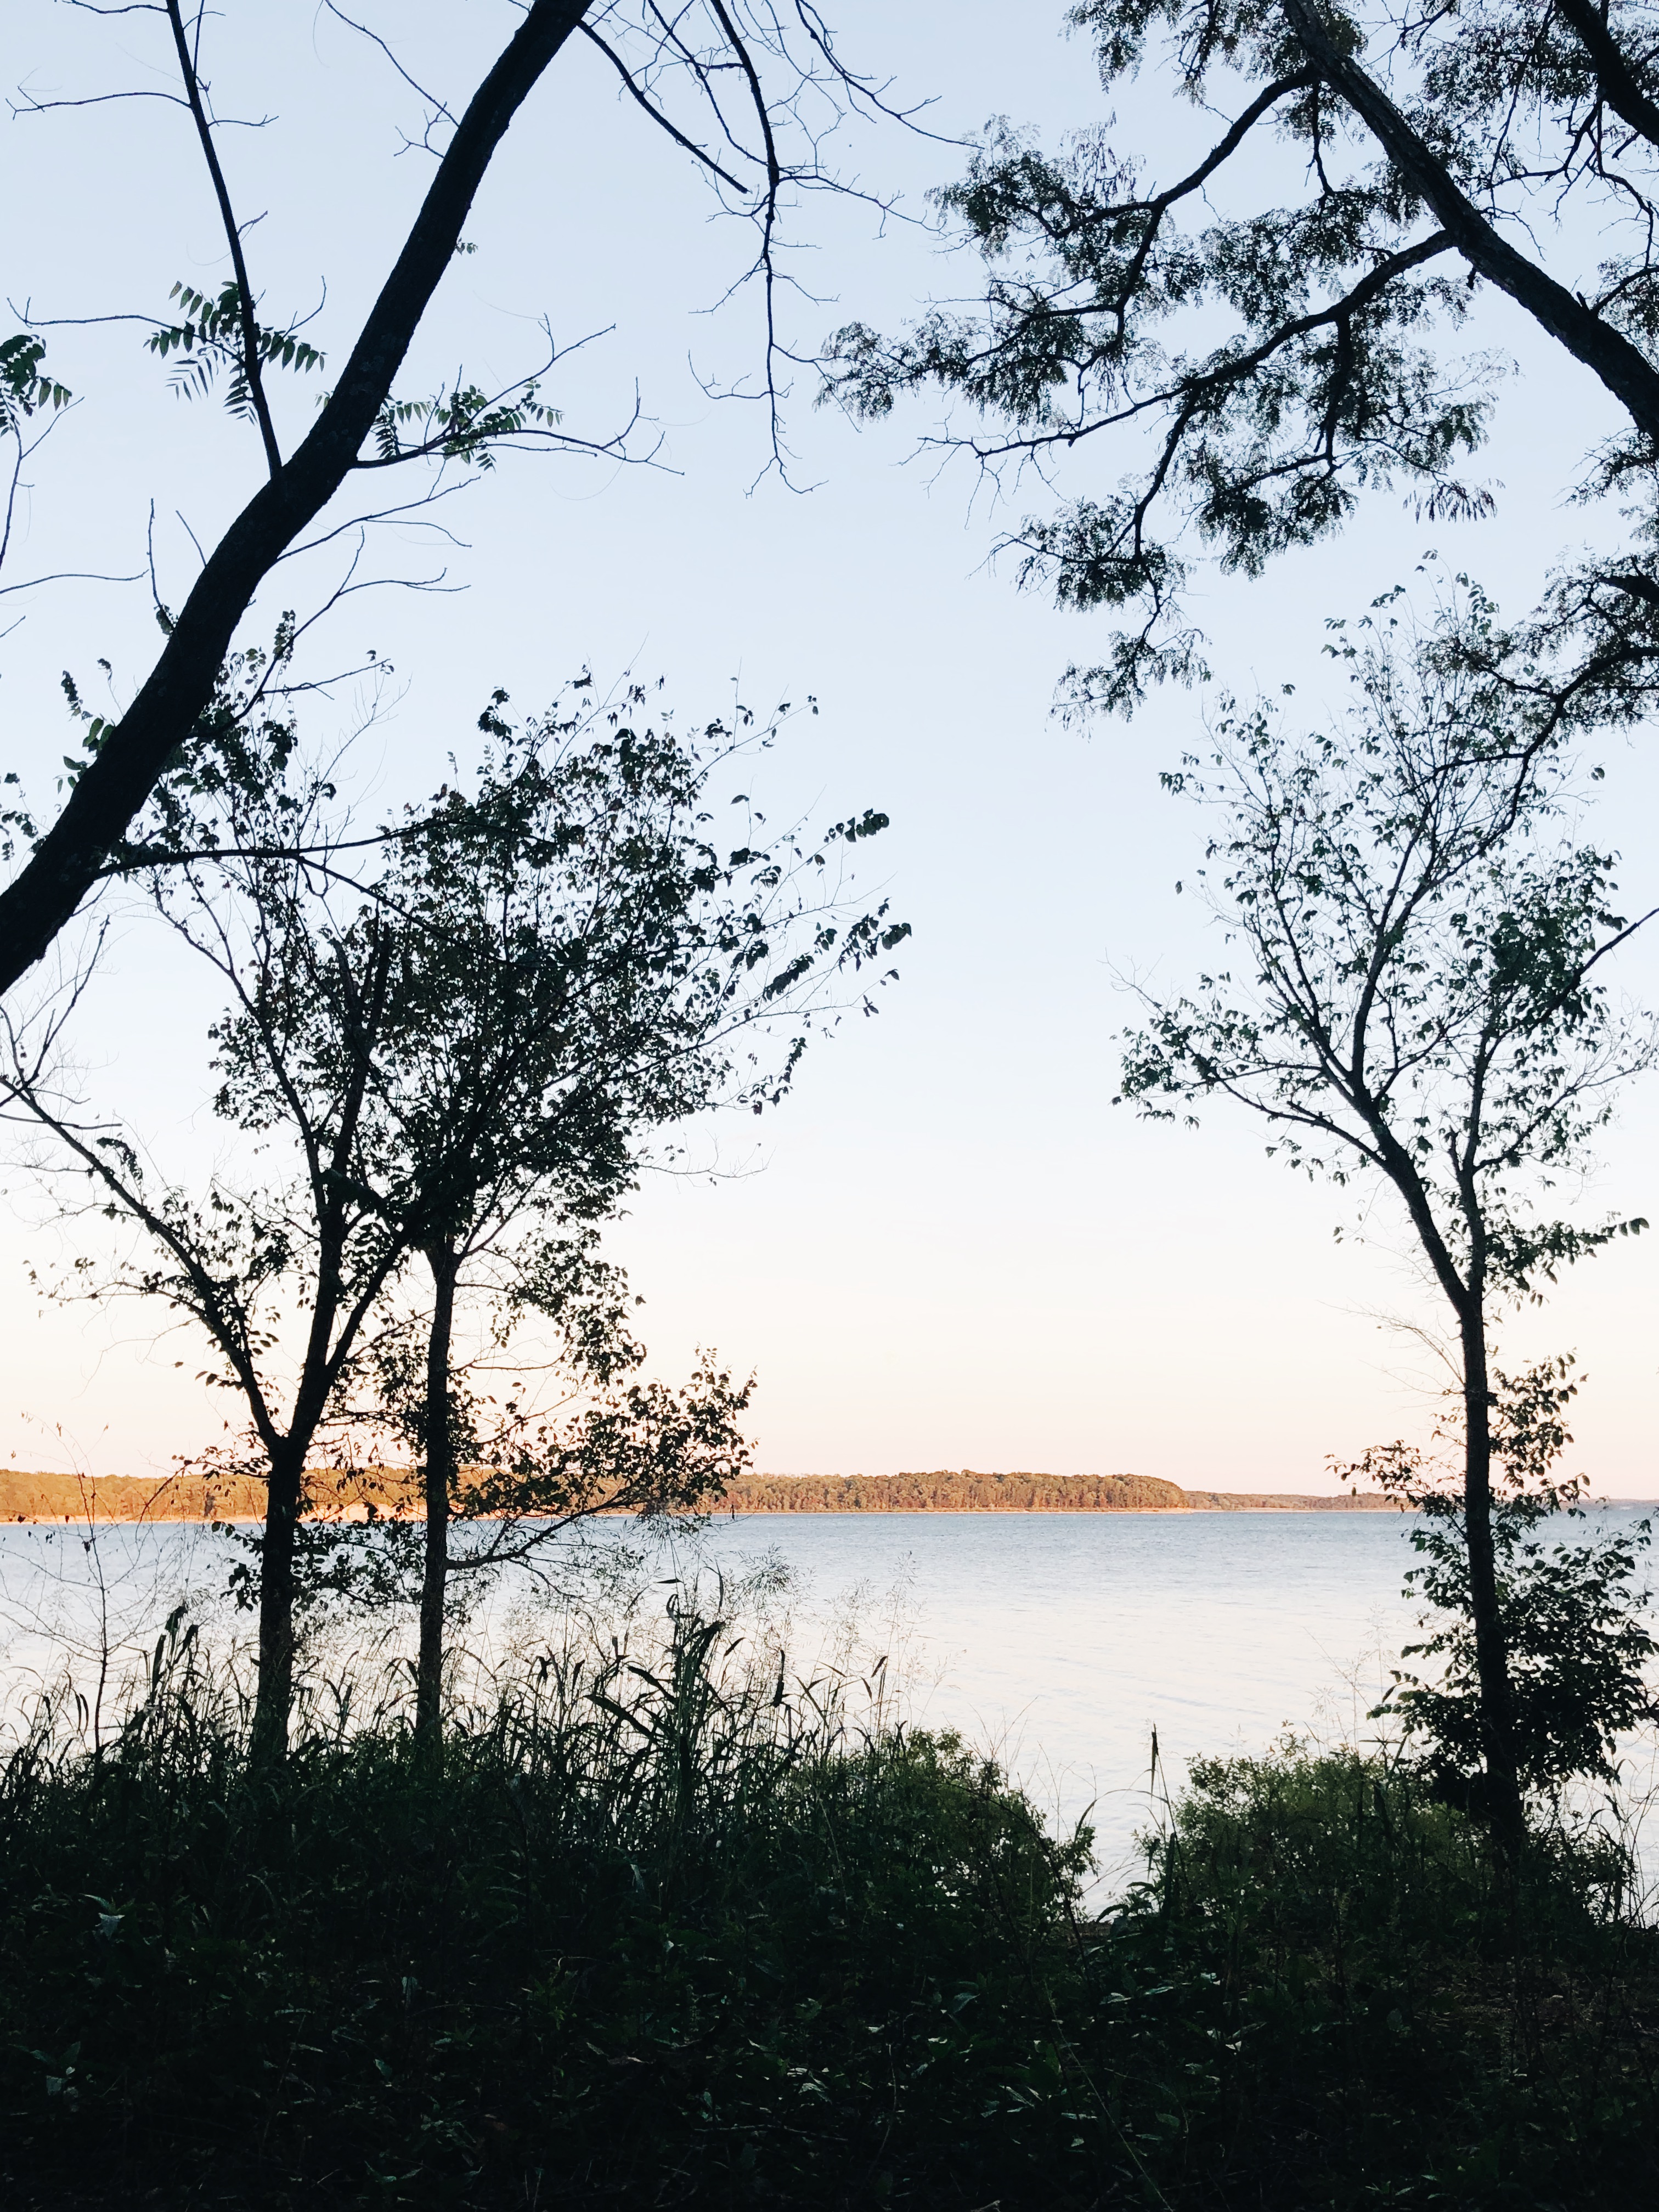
2;1612;1656;2210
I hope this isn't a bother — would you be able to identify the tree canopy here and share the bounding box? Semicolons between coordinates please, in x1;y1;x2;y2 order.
2;678;908;1748
826;1;1659;714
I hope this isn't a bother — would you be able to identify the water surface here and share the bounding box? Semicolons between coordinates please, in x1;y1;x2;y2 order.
4;1505;1654;1881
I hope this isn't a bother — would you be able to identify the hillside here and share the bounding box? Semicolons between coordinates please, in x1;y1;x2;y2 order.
1;1466;1408;1522
720;1471;1189;1511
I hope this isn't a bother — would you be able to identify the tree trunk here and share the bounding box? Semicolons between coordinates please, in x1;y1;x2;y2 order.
414;1242;459;1759
1460;1310;1527;1853
251;1441;305;1762
0;0;594;998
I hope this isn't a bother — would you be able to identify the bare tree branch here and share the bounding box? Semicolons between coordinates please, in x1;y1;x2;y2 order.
579;21;750;191
162;0;281;476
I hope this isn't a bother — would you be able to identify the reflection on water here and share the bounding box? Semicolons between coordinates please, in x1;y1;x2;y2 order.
3;1506;1655;1884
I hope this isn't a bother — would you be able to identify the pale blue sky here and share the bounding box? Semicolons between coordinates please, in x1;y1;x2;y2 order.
3;3;1656;1492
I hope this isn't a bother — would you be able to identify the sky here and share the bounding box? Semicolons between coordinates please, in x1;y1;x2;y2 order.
1;2;1656;1494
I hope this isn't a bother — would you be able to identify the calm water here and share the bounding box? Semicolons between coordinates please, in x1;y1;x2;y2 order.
4;1506;1655;1882
698;1509;1659;1877
695;1511;1429;1870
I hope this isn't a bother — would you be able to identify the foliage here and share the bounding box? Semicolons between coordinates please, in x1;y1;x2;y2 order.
365;684;910;1166
1131;1745;1658;2203
319;1348;758;1616
0;1603;1099;2210
1117;582;1657;1836
825;0;1659;713
1400;1510;1658;1802
2;1617;1655;2211
139;276;559;472
53;610;325;877
1118;584;1657;1305
1353;1361;1658;1803
145;280;325;421
217;683;905;1643
3;676;907;1745
1;332;72;851
0;335;70;437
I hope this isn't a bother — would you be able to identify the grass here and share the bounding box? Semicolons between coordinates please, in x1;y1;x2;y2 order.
1;1608;1656;2208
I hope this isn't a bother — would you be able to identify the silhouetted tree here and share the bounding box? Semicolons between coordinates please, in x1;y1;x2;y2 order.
1118;584;1658;1849
3;681;907;1755
330;689;907;1750
826;0;1659;717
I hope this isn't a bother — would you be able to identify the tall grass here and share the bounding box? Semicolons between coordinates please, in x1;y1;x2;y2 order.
0;1593;1096;2208
1;1602;1655;2208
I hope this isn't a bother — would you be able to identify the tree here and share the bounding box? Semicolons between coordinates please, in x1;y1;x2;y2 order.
0;0;915;996
1116;584;1658;1849
825;0;1659;715
2;681;908;1753
319;689;908;1750
1349;1358;1656;1812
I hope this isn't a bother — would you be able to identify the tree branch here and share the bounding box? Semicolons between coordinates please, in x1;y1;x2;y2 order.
578;21;749;192
1281;0;1659;444
1554;0;1659;157
0;0;593;1002
163;0;281;476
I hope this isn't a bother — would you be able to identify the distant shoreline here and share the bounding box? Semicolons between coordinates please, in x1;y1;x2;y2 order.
8;1468;1653;1526
2;1466;1424;1525
710;1503;1416;1516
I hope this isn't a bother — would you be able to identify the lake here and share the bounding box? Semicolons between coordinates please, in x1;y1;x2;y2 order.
4;1505;1655;1884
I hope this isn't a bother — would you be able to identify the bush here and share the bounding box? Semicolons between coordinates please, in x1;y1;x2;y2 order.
1391;1505;1658;1805
1357;1363;1658;1812
1121;1746;1659;2205
1;1622;1655;2209
0;1607;1099;2209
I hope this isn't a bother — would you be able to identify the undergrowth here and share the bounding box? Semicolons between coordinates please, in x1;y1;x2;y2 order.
1;1612;1655;2208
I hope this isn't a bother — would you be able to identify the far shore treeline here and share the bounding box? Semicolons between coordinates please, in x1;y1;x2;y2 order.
0;1466;1407;1524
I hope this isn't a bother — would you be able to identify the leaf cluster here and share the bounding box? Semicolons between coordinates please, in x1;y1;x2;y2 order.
0;334;71;438
1355;1359;1658;1799
145;279;325;426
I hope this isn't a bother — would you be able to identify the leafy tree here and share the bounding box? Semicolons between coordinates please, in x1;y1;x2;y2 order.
1116;583;1658;1848
1350;1358;1656;1809
0;0;916;996
308;689;907;1750
358;1312;757;1757
2;682;907;1754
825;0;1659;715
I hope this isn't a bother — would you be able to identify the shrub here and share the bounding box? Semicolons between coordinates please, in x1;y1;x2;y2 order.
2;1626;1655;2209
